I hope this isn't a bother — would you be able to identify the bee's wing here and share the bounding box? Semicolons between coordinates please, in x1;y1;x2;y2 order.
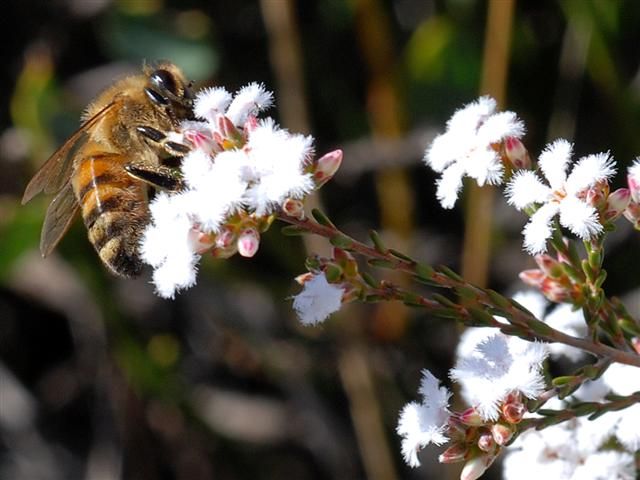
39;181;80;257
22;101;118;204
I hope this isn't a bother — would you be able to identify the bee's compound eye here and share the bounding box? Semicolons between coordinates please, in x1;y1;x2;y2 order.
150;69;179;96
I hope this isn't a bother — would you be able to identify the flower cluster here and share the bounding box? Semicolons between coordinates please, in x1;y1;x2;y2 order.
424;97;639;254
505;139;616;254
503;363;640;480
140;83;342;298
291;247;365;325
397;333;548;478
424;96;525;208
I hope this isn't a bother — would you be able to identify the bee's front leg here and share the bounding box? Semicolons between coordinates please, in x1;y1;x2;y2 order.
136;125;191;157
124;163;183;192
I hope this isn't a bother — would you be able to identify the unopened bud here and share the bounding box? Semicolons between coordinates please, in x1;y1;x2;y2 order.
477;432;495;452
237;228;260;257
519;269;544;287
632;337;640;354
539;278;572;303
585;181;609;209
534;254;561;277
282;198;305;219
504;137;530;170
491;423;515;445
459;407;484;427
188;228;216;254
501;394;527;424
623;201;640;230
460;452;497;480
604;188;631;221
313;149;343;188
215;226;236;249
438;443;468;464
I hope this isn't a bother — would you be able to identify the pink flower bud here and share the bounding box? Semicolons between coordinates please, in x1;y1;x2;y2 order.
585;181;609;209
477;432;495;452
438;443;468;464
539;279;573;303
491;423;514;446
504;137;530;170
313;149;343;187
282;198;305;219
215;227;236;249
188;228;216;254
632;337;640;354
237;228;260;257
519;269;544;287
604;188;631;221
534;254;560;276
458;407;484;427
460;452;497;480
623;201;640;230
501;393;527;424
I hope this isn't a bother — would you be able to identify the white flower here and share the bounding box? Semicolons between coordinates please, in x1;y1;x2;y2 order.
397;370;451;467
292;274;344;325
503;421;636;480
450;333;548;421
425;96;524;208
600;364;640;451
194;86;232;123
505;139;616;254
570;364;640;453
140;83;320;298
242;119;314;215
225;82;273;126
140;192;201;298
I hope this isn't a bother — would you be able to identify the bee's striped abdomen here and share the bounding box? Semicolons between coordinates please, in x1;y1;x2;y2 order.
73;153;148;277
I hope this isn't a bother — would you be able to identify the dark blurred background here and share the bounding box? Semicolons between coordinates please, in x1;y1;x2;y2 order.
1;1;639;479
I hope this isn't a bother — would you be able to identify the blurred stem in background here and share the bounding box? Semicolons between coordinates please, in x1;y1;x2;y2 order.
352;0;413;342
461;0;515;288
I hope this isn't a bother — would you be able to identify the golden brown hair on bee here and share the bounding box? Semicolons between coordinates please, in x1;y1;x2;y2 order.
22;61;194;277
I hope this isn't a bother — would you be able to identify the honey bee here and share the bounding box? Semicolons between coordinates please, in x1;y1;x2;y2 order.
22;62;194;277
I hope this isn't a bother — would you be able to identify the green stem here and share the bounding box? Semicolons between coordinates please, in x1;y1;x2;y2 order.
278;212;640;368
519;391;640;432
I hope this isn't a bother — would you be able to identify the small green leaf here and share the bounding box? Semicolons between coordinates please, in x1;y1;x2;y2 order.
329;234;354;249
368;258;396;269
369;230;387;253
361;272;379;288
551;376;575;387
311;208;336;227
467;307;494;326
388;249;415;263
486;289;511;309
414;263;434;281
436;265;463;281
281;225;309;236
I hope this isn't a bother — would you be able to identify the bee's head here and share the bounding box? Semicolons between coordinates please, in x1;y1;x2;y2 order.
143;62;194;121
